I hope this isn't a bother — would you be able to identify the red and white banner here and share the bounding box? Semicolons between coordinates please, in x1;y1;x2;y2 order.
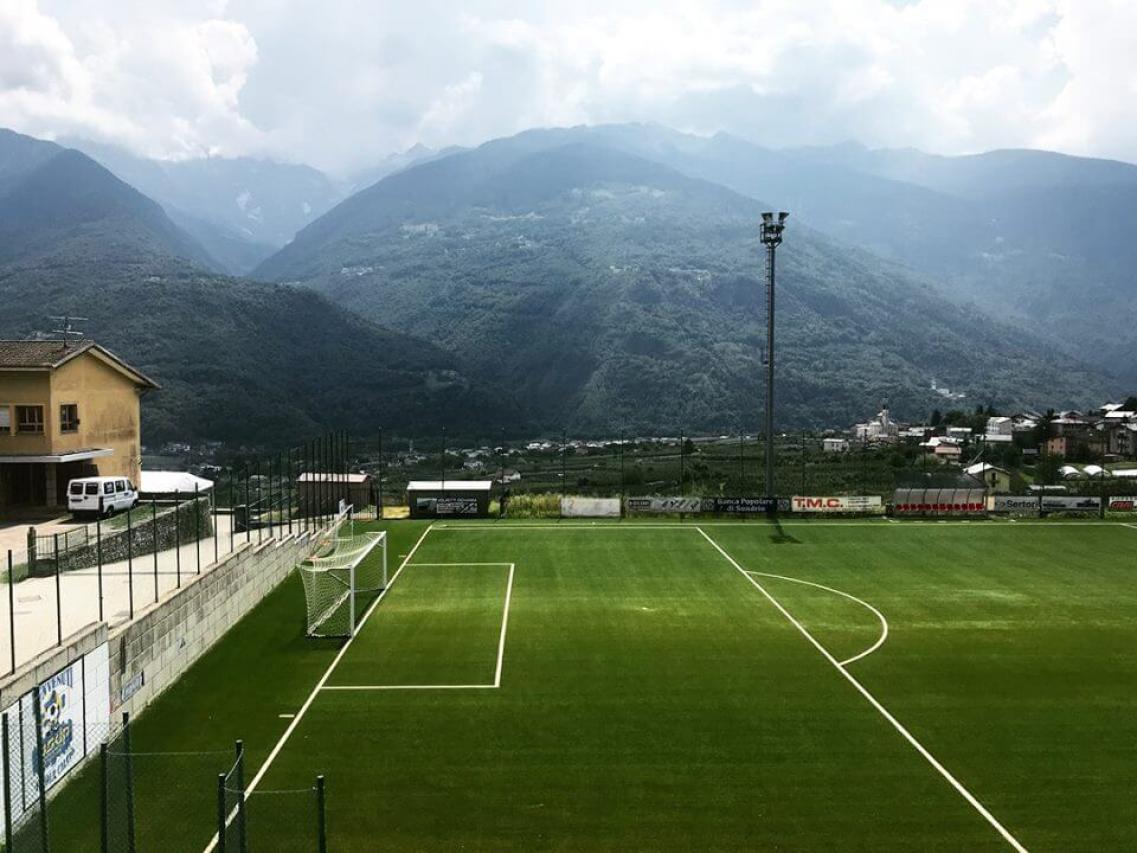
791;496;883;514
1108;497;1137;512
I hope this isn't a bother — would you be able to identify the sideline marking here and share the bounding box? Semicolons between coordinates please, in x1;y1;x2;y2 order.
697;527;1028;853
323;684;496;691
1123;523;1137;531
742;569;888;666
321;561;516;692
202;524;436;853
432;521;1123;530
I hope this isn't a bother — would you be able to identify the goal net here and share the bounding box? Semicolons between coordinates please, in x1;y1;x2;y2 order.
297;508;388;638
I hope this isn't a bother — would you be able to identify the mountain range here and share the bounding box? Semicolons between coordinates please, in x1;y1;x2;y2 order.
0;123;1132;444
0;130;517;444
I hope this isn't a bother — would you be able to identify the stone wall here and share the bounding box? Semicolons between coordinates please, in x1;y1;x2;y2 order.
30;497;214;576
107;531;312;718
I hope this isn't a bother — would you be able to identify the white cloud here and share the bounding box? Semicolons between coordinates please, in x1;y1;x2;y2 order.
1;0;1134;173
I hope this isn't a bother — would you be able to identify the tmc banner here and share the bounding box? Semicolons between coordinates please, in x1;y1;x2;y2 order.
791;496;883;514
1107;497;1137;512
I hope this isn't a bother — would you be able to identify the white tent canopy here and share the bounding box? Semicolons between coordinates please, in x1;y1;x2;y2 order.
140;470;214;494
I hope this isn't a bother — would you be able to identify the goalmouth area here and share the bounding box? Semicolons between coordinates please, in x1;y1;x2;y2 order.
43;518;1137;850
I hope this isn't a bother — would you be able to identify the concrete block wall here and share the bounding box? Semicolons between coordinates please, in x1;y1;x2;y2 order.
0;622;107;710
109;530;313;719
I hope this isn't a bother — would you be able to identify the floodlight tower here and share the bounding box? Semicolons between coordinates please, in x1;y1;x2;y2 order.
760;212;788;500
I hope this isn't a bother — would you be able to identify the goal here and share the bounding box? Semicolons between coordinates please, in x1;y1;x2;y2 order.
297;508;388;638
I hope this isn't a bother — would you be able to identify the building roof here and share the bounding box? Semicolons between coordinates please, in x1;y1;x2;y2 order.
965;462;1007;475
140;470;214;493
406;480;493;492
0;340;158;388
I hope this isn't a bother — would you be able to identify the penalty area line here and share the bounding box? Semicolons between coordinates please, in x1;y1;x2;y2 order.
696;527;1028;853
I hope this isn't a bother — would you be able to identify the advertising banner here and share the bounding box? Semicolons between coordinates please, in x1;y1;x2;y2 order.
1107;497;1137;512
702;497;778;514
415;496;481;517
0;642;110;824
992;496;1042;513
37;661;83;790
791;496;883;514
625;497;702;514
1040;496;1100;513
561;497;621;518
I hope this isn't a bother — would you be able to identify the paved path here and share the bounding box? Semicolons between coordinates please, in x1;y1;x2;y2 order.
0;515;247;674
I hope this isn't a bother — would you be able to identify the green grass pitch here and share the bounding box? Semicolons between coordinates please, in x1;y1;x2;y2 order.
50;519;1137;850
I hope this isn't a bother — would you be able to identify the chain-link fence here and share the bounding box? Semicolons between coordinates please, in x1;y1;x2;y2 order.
2;430;357;678
2;711;329;853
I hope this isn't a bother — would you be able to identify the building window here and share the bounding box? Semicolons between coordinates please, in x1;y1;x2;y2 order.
0;405;9;435
60;403;79;433
16;406;44;434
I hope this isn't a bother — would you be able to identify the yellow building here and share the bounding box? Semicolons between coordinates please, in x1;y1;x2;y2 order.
0;340;157;512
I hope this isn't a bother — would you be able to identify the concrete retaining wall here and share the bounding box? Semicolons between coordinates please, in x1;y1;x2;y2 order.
108;531;312;718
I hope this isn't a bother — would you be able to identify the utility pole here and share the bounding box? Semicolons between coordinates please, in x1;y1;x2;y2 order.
760;212;788;499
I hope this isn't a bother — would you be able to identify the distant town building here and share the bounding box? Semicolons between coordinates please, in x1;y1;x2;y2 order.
964;462;1011;493
822;437;850;453
853;406;899;443
985;416;1013;436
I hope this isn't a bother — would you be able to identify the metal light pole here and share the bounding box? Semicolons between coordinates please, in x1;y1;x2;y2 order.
760;211;788;500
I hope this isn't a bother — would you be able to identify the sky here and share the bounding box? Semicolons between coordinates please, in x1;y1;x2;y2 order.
1;0;1135;176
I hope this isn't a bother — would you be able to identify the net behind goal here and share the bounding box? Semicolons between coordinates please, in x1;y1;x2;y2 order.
297;508;388;638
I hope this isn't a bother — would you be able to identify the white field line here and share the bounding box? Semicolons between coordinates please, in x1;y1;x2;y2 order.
321;561;516;692
1123;523;1137;531
322;684;497;690
697;527;1028;853
742;570;888;667
495;563;516;687
201;523;436;853
431;521;1124;530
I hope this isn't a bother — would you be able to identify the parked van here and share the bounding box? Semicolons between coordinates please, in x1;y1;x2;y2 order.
68;477;138;518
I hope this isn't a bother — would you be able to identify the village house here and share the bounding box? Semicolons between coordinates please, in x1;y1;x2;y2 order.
0;340;157;513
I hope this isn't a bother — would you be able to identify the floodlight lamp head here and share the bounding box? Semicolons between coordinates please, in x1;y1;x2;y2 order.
778;212;789;224
761;212;773;225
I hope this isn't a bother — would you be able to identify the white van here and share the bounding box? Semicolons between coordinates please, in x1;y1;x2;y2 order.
68;476;138;518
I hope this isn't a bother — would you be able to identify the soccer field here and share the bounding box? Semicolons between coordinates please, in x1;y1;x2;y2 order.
52;519;1137;851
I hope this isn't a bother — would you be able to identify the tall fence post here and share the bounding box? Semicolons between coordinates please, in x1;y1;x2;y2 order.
96;511;104;622
195;484;202;575
217;774;227;853
32;692;49;849
3;713;14;849
235;740;247;852
229;469;236;554
151;500;159;604
126;511;134;621
100;742;109;853
244;468;251;545
26;527;35;578
174;490;182;588
287;449;294;536
213;478;219;564
316;775;327;853
123;712;136;853
54;533;63;645
7;550;15;673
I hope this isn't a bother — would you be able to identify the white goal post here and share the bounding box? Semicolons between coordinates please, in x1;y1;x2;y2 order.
297;506;388;638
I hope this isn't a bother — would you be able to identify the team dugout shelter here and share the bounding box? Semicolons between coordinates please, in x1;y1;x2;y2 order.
406;480;492;519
